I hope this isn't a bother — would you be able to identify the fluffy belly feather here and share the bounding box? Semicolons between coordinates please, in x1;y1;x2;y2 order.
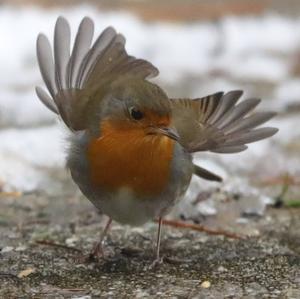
96;187;175;225
68;131;193;226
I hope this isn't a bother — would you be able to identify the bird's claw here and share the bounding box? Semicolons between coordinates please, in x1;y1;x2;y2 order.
147;256;164;270
75;243;105;264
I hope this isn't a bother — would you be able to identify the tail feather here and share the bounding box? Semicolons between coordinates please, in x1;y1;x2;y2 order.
193;164;223;182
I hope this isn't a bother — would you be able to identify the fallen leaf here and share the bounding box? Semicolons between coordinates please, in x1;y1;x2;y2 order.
18;268;35;278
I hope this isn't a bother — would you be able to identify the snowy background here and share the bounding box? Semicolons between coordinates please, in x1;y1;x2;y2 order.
0;3;299;227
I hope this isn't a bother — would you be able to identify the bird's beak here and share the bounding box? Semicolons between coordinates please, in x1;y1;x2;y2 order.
147;126;180;141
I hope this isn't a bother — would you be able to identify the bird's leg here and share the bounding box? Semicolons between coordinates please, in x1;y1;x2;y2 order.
149;217;164;268
76;217;112;263
156;217;163;261
89;217;113;260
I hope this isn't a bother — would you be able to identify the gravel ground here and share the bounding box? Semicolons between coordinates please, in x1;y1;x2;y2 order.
0;182;299;298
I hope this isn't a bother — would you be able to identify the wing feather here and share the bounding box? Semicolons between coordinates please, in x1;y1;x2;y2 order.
171;91;278;153
35;86;59;114
68;17;94;88
215;98;260;129
36;34;57;98
208;90;242;124
36;16;159;131
78;26;118;87
54;17;71;90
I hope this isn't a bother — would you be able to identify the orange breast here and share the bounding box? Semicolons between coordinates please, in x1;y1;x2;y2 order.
87;120;175;197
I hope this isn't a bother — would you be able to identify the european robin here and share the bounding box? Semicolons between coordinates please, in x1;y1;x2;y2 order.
36;17;278;263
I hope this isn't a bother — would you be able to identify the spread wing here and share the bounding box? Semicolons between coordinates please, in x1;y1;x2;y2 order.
36;16;159;131
171;91;278;154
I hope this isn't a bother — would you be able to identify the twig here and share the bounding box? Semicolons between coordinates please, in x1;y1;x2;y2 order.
35;240;82;253
25;219;50;226
0;191;22;198
273;175;291;208
159;219;246;240
258;174;300;187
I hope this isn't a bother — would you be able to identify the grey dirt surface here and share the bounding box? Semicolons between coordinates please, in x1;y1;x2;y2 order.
0;180;299;299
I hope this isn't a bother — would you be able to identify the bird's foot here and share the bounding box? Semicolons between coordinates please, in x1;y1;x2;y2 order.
75;242;105;264
147;256;164;270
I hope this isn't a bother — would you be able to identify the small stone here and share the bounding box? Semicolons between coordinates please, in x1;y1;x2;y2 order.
1;246;14;253
217;266;227;272
16;245;27;251
236;217;249;224
200;281;211;288
65;235;79;245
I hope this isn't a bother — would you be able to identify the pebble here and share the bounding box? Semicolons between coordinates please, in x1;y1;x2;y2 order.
16;245;27;251
65;235;79;245
236;217;249;224
200;281;211;288
1;246;14;253
217;266;228;272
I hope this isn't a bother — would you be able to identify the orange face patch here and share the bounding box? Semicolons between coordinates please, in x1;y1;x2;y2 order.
140;109;171;128
87;117;175;197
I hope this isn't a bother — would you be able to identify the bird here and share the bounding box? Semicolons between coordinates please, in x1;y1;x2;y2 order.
35;16;278;263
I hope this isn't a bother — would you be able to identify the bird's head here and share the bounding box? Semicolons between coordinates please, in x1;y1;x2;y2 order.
95;78;179;143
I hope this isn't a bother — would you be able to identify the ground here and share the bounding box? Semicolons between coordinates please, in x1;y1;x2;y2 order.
0;184;299;298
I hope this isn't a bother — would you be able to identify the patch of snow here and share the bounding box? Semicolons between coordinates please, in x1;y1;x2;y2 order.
0;125;66;191
0;125;65;168
273;79;300;110
0;154;45;192
220;15;300;55
0;89;56;127
271;115;300;144
215;53;290;82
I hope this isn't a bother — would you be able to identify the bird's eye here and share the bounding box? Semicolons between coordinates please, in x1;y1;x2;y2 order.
129;107;144;120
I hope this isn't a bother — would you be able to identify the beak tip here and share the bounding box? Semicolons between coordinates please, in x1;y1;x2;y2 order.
161;127;180;141
147;126;180;141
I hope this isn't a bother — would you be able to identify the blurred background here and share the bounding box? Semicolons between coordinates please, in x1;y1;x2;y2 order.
0;0;299;234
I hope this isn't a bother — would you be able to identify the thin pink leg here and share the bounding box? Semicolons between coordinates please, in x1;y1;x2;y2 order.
90;217;112;259
155;217;163;261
